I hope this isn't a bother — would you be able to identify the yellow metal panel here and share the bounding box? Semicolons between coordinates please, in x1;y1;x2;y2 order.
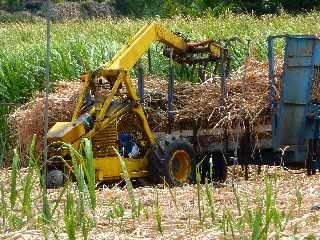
120;171;149;179
97;170;104;181
48;122;85;143
48;122;70;135
95;156;149;180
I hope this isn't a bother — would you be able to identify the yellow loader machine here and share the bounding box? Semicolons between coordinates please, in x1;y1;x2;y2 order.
47;22;230;188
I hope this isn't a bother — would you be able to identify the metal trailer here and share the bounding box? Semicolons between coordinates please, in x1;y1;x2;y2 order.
154;35;320;179
268;35;320;172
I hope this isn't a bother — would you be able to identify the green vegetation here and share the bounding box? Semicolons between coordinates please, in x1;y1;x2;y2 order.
0;137;97;237
1;13;320;161
154;190;163;234
114;147;137;218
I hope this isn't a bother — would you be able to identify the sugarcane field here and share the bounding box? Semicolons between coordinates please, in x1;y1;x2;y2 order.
2;1;320;239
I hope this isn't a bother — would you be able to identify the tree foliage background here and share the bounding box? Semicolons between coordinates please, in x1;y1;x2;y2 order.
1;0;320;16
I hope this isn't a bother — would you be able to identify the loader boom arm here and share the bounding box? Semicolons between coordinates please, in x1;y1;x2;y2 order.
92;21;225;79
93;22;188;77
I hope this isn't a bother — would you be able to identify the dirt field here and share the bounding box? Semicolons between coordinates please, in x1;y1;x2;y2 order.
0;166;319;239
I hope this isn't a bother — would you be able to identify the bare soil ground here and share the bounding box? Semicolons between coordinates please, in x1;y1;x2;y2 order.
0;166;319;239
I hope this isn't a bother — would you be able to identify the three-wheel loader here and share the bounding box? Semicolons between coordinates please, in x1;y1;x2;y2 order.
46;22;230;188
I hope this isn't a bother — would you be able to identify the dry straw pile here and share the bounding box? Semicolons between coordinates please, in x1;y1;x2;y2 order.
10;59;281;158
10;82;82;158
144;58;281;131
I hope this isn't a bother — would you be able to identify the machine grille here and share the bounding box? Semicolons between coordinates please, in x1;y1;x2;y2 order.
92;121;118;157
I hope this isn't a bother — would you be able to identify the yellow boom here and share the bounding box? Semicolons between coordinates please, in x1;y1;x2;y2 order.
100;22;187;73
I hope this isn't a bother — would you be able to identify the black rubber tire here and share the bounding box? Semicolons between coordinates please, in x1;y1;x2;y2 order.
46;169;64;189
149;135;195;186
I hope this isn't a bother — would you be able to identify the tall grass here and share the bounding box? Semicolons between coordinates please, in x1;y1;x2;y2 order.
155;190;163;234
22;136;36;219
0;137;98;237
114;147;137;218
204;178;215;223
64;139;97;237
9;149;19;210
64;190;76;240
219;176;293;239
82;138;96;210
196;165;203;224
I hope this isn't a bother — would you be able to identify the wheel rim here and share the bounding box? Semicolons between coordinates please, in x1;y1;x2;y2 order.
169;150;191;183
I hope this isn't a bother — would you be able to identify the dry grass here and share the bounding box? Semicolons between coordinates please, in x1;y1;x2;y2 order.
0;166;319;239
144;58;282;131
9;82;82;163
